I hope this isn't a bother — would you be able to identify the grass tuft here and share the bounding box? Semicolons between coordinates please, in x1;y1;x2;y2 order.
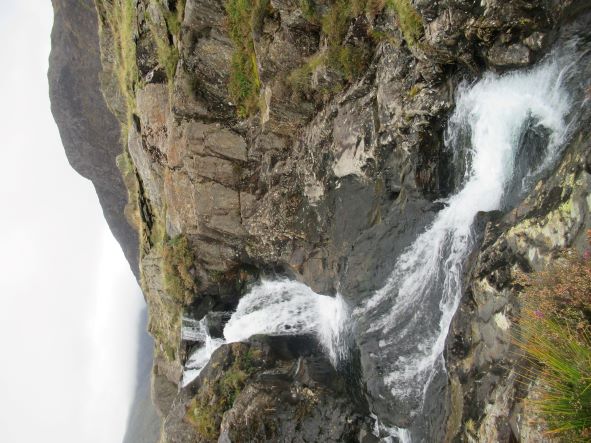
99;0;139;126
147;0;186;88
515;234;591;441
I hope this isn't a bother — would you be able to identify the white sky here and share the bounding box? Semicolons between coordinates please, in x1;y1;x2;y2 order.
0;2;145;442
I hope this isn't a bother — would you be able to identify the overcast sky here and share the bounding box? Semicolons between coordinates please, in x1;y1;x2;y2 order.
0;2;145;442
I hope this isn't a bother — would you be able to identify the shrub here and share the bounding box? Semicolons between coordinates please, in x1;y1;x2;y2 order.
518;248;591;334
516;235;591;441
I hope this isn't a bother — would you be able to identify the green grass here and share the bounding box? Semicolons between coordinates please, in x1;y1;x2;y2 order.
408;83;422;97
516;316;591;441
115;150;141;230
286;53;326;95
162;234;197;305
225;0;269;118
163;0;185;36
287;0;374;96
386;0;423;46
299;0;319;23
98;0;139;126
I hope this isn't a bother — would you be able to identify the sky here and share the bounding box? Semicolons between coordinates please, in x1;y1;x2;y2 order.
0;2;145;442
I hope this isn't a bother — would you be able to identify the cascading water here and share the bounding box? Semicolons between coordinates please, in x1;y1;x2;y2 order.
224;280;350;365
179;42;586;442
357;50;576;440
181;316;226;387
181;280;349;386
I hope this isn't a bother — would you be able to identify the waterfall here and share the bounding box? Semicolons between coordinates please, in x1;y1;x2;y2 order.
182;280;349;386
180;45;582;441
358;50;575;439
181;317;225;387
224;280;350;365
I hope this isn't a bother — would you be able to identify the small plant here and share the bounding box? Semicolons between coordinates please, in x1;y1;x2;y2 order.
162;234;197;305
515;234;591;441
286;53;326;95
328;45;369;82
299;0;319;23
408;83;422;97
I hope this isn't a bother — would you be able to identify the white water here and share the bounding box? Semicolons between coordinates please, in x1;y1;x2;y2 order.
181;317;225;387
225;280;349;365
182;280;349;386
358;53;573;434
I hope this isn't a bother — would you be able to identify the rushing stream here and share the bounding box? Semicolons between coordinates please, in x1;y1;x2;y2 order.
182;44;585;440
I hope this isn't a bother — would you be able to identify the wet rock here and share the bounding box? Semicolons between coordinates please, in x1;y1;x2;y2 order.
445;112;591;442
162;336;373;443
487;42;532;69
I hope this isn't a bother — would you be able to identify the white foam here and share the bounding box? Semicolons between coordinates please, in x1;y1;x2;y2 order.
359;53;572;414
224;280;349;365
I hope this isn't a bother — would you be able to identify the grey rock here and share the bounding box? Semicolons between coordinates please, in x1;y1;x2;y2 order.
487;42;532;69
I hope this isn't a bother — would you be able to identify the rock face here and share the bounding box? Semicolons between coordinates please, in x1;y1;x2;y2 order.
49;0;139;277
162;336;374;443
50;0;591;441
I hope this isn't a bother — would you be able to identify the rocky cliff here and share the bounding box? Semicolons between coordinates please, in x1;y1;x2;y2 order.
50;0;591;441
49;0;139;277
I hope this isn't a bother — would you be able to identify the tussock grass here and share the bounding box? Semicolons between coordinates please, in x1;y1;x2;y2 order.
515;235;591;441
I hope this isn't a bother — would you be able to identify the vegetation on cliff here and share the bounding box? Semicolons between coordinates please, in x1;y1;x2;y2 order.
225;0;270;118
516;235;591;441
146;0;185;88
97;0;138;125
185;347;260;440
386;0;423;46
226;0;423;116
163;234;197;305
